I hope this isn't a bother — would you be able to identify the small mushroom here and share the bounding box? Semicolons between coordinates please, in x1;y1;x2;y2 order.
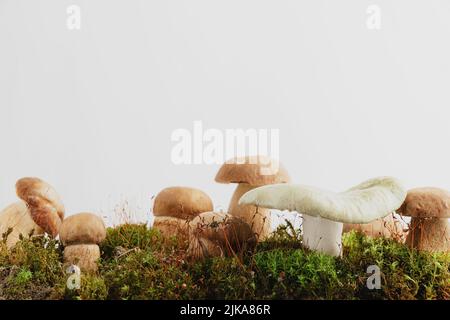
0;202;44;248
215;156;290;241
187;211;257;260
16;177;65;237
59;213;106;272
239;177;407;257
397;187;450;252
152;187;213;240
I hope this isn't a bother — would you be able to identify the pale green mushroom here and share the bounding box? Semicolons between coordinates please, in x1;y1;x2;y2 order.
239;177;407;257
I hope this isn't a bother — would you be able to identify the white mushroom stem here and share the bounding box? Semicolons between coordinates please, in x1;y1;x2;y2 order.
302;215;343;257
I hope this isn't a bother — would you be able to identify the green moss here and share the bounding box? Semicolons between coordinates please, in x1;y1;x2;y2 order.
0;224;448;300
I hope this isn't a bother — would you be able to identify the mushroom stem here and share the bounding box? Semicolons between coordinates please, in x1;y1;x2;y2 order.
64;244;101;273
302;215;343;257
229;183;271;241
406;217;450;252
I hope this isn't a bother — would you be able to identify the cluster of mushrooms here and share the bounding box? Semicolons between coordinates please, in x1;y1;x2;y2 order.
0;178;106;272
153;156;450;258
0;157;449;274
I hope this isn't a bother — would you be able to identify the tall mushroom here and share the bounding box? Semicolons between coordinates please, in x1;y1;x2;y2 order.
187;211;257;261
239;177;407;257
397;187;450;252
152;187;213;240
0;177;64;248
215;156;290;241
59;213;106;272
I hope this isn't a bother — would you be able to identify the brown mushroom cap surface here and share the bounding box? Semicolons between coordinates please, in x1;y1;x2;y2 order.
398;187;450;218
343;214;407;242
187;211;257;260
59;213;106;246
0;201;44;248
153;187;213;219
152;216;191;241
215;156;290;186
16;177;65;236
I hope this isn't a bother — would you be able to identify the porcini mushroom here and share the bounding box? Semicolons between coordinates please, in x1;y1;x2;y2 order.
215;156;290;241
0;177;64;248
16;177;65;237
397;187;450;252
59;213;106;272
0;202;44;248
187;211;257;260
239;177;407;257
152;187;213;240
343;213;406;241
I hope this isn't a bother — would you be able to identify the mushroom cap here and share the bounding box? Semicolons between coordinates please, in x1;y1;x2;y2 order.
215;156;290;186
239;177;407;224
59;213;106;246
16;177;65;237
153;187;213;219
398;187;450;218
187;211;257;260
0;201;44;248
152;216;190;240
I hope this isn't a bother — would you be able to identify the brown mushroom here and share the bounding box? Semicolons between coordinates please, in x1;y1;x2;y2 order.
0;202;44;248
187;211;257;260
16;177;65;237
343;213;406;242
215;156;290;240
59;213;106;272
397;187;450;252
152;187;213;240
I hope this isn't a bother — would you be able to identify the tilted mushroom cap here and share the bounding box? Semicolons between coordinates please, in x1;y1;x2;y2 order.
215;156;290;186
153;187;213;219
59;213;106;246
187;211;257;260
16;177;65;236
397;187;450;218
239;177;407;224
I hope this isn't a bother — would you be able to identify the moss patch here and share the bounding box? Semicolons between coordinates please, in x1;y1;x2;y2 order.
0;224;448;300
